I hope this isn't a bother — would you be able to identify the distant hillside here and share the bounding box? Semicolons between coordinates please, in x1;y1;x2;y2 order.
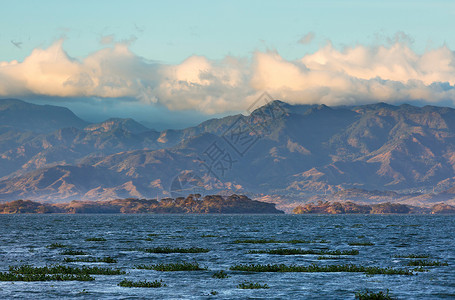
0;194;284;214
0;98;88;133
2;99;455;208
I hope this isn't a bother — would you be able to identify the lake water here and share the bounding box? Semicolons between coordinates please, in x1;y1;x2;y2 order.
0;214;454;299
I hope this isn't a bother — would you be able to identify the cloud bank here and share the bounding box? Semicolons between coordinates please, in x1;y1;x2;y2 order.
1;39;455;113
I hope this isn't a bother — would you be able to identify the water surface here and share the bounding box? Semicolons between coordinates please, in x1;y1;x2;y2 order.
0;214;454;299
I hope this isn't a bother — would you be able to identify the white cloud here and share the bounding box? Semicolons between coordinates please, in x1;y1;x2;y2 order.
1;39;455;113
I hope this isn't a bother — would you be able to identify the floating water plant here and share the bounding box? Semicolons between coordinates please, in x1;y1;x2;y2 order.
201;234;218;238
9;265;125;275
136;262;207;271
229;264;413;275
393;254;430;259
248;249;359;255
118;279;165;288
0;272;94;281
317;256;348;260
60;250;88;256
63;256;117;263
212;270;230;278
355;289;393;299
348;242;375;246
237;281;269;289
406;260;448;267
47;243;67;249
234;239;328;244
85;237;106;242
412;267;429;272
144;247;210;254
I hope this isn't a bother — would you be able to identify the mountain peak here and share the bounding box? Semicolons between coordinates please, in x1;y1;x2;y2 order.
0;98;88;133
84;118;151;134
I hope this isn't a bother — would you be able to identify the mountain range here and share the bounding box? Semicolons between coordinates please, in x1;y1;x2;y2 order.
2;98;455;210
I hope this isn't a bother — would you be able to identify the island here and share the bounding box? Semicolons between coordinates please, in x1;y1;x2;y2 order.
0;194;284;214
293;201;455;214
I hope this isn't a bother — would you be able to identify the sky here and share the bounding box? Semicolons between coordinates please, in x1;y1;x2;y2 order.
1;0;455;128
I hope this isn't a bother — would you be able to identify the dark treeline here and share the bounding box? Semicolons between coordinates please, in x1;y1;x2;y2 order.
293;201;455;214
0;194;284;214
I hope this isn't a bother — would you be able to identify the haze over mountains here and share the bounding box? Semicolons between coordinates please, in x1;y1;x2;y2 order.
2;98;455;208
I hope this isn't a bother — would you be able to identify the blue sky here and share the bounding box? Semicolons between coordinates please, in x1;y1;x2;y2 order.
1;1;455;128
3;0;454;62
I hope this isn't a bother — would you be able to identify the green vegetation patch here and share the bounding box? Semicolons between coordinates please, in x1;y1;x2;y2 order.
348;242;375;246
63;256;117;263
317;256;349;260
118;279;166;288
212;270;230;279
9;265;125;275
355;289;393;299
47;243;67;249
406;260;448;267
144;247;210;254
248;249;359;255
234;239;328;244
60;249;89;256
237;281;269;289
136;262;207;271
85;237;106;242
229;264;413;275
0;272;94;281
393;254;430;259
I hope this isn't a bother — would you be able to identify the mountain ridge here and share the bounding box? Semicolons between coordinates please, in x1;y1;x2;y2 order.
2;98;455;209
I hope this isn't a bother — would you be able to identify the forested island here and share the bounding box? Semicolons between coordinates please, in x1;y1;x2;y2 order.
0;194;284;214
293;201;455;214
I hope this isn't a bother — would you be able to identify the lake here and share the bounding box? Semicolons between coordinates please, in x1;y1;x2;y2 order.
0;214;454;299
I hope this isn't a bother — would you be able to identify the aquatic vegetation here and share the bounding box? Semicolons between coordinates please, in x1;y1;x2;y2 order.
0;272;94;281
85;237;106;242
393;254;430;259
237;281;269;289
248;249;359;255
234;239;327;244
201;234;218;237
210;290;218;295
348;242;375;246
387;224;420;228
412;267;429;272
147;233;159;237
63;256;117;263
212;270;230;278
47;243;67;249
144;247;210;253
406;260;448;267
317;256;348;260
136;262;207;271
118;279;165;288
60;249;88;255
229;264;413;275
9;265;125;275
355;289;393;299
